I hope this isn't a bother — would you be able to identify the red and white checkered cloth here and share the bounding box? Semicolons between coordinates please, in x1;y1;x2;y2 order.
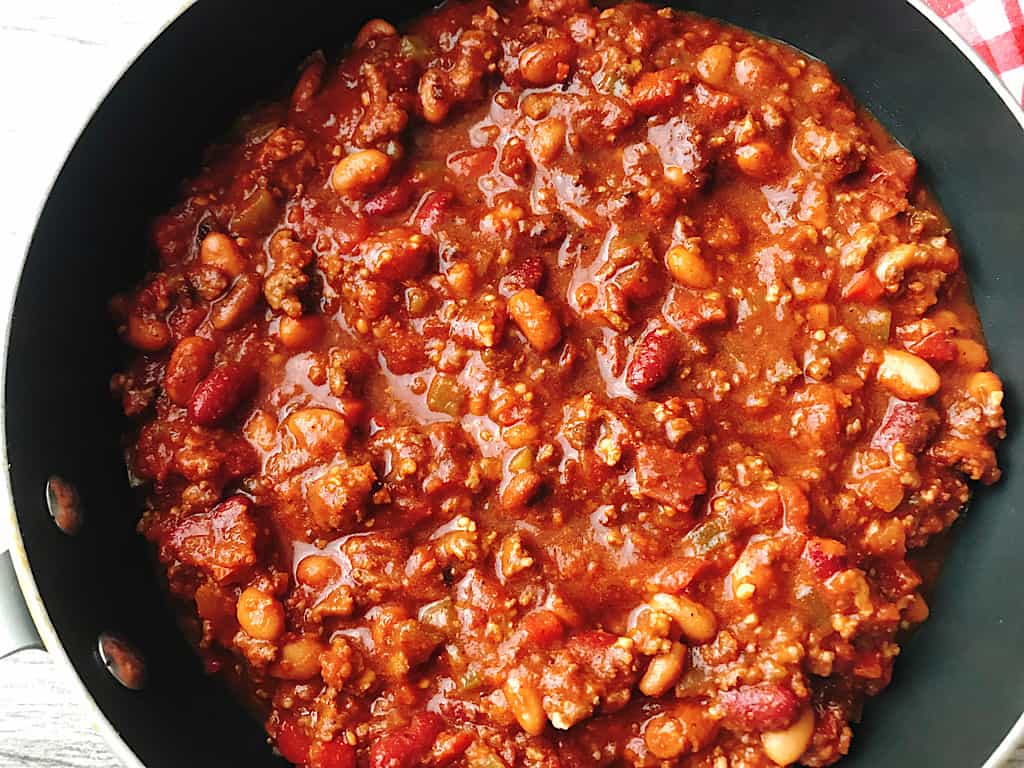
926;0;1024;102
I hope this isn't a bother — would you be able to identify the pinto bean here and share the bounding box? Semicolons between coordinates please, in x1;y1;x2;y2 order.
331;149;392;195
211;273;262;331
271;638;325;680
761;707;815;766
200;232;246;278
278;315;324;350
355;18;398;48
236;586;285;640
504;669;546;736
735;140;778;177
296;554;341;588
966;370;1003;406
665;240;714;288
734;48;781;88
529;117;567;164
519;38;576;86
501;470;543;509
508;289;561;352
639;641;687;696
648;592;716;644
877;349;941;400
419;68;452;124
873;239;957;292
696;44;734;86
164;336;216;406
290;56;325;113
951;338;988;370
125;310;170;351
643;702;719;759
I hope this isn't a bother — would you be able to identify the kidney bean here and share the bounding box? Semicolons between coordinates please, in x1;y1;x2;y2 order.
276;720;312;764
869;147;917;189
904;330;956;363
189;363;257;426
430;731;473;768
363;178;414;216
802;538;848;580
626;327;679;392
718;684;800;732
164;336;216;406
447;147;497;178
211;273;262;331
312;741;357;768
870;398;937;454
413;191;453;235
499;257;544;297
369;711;443;768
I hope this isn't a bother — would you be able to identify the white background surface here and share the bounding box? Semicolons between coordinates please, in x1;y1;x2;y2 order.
0;2;1020;767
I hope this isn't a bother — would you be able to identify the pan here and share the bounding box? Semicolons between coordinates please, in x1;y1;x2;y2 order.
1;1;1022;766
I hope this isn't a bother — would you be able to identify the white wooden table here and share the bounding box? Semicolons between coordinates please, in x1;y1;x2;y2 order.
0;2;1021;766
